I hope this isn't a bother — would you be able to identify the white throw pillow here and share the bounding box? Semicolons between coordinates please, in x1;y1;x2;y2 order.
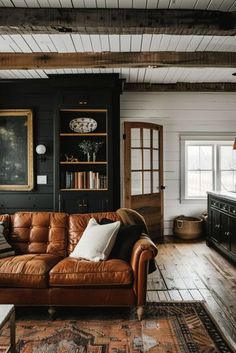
70;218;121;262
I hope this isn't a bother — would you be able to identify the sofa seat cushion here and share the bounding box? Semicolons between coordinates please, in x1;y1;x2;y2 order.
49;257;133;287
0;254;62;288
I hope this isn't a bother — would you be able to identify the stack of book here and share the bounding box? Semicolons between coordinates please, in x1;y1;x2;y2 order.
63;171;108;189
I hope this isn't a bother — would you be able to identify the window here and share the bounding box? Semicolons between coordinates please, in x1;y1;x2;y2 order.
220;145;236;191
181;136;236;201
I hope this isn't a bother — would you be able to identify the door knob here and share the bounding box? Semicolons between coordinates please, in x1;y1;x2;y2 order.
160;185;166;190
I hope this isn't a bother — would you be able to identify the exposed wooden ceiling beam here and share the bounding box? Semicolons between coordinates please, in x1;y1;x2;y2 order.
124;82;236;92
0;8;235;35
0;52;236;69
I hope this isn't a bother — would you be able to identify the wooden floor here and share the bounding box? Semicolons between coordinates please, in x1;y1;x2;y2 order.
147;240;236;348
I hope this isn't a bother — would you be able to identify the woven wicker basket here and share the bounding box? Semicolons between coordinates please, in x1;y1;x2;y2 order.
173;215;203;240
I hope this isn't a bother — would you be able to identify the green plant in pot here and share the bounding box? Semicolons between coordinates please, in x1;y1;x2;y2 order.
78;140;103;161
78;140;93;161
92;141;104;161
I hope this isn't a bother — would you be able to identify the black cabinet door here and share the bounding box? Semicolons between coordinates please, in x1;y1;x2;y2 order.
220;213;230;251
210;209;221;242
229;216;236;255
59;193;110;213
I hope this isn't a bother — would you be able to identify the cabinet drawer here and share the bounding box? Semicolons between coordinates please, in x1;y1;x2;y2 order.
61;92;90;106
219;202;229;213
210;199;220;209
210;198;236;216
229;205;236;216
61;92;106;107
62;198;110;213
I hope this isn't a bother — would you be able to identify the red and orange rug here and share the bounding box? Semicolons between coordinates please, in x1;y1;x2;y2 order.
2;302;236;353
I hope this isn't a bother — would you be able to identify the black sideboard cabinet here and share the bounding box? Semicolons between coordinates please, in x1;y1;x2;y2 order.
0;74;123;214
207;192;236;264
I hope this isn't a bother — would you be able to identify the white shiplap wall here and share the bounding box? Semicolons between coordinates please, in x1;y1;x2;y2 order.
120;91;236;235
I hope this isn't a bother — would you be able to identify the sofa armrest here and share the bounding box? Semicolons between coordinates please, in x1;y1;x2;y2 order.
130;236;158;306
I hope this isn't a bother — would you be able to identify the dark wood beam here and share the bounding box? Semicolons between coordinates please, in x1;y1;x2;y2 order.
124;82;236;92
0;52;236;69
0;8;235;35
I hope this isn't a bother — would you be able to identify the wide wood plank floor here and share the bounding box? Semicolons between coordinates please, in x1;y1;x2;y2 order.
147;241;236;348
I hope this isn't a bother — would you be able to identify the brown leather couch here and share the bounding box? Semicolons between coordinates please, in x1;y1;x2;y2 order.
0;209;157;320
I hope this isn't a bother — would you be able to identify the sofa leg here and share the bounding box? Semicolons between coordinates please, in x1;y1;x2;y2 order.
48;306;56;320
137;306;144;321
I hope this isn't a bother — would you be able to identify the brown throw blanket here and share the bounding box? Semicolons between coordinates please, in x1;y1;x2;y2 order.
116;207;148;233
116;208;157;274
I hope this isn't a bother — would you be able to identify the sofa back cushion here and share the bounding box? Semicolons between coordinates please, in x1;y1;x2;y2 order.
0;214;10;237
68;212;121;254
9;212;68;257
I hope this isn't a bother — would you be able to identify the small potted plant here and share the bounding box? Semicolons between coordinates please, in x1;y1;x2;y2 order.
92;141;104;161
78;140;104;161
78;140;94;161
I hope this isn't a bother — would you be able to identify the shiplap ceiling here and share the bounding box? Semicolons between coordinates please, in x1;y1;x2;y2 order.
0;0;236;85
0;0;235;11
1;34;236;53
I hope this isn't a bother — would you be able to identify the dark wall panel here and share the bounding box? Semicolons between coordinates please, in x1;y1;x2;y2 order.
0;82;55;214
0;75;122;215
0;193;54;212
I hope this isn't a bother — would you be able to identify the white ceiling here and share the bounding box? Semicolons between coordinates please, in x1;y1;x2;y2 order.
1;67;236;83
1;34;236;53
0;0;235;11
0;0;236;83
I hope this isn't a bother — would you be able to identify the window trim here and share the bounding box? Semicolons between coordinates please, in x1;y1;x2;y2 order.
180;134;235;203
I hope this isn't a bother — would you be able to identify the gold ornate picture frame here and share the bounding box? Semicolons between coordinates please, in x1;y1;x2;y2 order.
0;109;34;191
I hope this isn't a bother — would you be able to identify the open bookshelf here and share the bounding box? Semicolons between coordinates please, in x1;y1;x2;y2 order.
59;109;108;192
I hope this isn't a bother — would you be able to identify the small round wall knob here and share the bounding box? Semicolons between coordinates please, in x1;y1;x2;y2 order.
36;144;46;155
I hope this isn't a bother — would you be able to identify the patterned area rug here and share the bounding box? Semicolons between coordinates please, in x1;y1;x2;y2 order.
1;302;236;353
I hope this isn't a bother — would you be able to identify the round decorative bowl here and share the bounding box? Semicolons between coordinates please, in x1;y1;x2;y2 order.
69;118;97;133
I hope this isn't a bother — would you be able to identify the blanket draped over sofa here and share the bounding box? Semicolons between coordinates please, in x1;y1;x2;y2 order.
0;208;157;320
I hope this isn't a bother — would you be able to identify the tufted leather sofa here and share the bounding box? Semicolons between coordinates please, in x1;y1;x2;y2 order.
0;210;157;319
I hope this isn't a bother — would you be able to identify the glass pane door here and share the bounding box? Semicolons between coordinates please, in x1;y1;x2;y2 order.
124;122;164;242
130;127;160;196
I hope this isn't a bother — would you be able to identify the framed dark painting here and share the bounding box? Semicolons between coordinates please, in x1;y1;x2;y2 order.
0;110;34;191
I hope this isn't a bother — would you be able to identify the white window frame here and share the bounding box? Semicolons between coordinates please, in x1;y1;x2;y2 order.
180;134;236;202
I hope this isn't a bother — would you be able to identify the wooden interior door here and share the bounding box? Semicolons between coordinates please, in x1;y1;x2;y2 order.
123;122;164;242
